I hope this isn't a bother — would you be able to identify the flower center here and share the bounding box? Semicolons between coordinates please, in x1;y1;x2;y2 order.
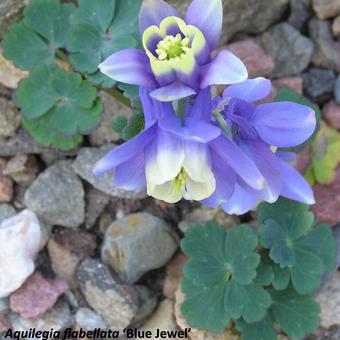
156;34;190;61
171;168;187;194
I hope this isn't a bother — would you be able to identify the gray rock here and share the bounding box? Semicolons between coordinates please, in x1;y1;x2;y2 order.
132;285;158;327
9;301;73;338
0;128;47;157
288;0;313;31
24;161;85;227
316;271;340;328
335;76;340;104
0;0;28;39
305;325;340;340
102;213;178;284
167;0;288;44
85;188;110;229
257;23;314;77
0;298;8;313
77;258;138;330
0;204;15;224
89;91;131;146
139;299;177;335
302;68;336;104
72;145;147;199
178;206;240;234
309;19;340;72
3;154;40;186
0;97;20;140
75;308;107;330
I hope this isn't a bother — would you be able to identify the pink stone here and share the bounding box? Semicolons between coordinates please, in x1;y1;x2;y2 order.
273;77;303;95
226;39;274;78
323;101;340;129
0;313;11;332
312;167;340;226
0;175;13;203
163;252;188;300
313;0;340;19
9;273;69;319
333;15;340;38
257;77;304;104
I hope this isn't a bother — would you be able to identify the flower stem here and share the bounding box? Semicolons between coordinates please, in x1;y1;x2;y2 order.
106;88;132;108
176;99;186;126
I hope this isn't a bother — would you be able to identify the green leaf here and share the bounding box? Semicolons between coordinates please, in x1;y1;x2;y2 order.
271;264;290;291
24;0;74;46
305;122;340;185
180;222;271;332
254;263;274;286
3;0;74;70
122;113;144;140
275;87;320;150
271;286;320;339
258;198;336;294
112;116;128;134
86;70;115;88
118;83;140;106
16;64;102;142
22;115;83;150
68;0;141;76
236;314;276;340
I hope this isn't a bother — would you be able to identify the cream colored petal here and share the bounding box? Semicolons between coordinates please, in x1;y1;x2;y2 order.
183;141;213;182
185;175;216;201
147;181;183;203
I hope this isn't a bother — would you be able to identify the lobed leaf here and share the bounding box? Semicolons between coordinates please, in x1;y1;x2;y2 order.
16;64;102;146
271;286;320;339
258;198;336;294
180;222;271;332
3;0;74;70
236;314;276;340
68;0;142;82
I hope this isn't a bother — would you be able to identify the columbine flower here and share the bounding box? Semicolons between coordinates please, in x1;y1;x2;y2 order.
93;88;219;203
98;0;248;101
93;87;267;204
204;77;316;214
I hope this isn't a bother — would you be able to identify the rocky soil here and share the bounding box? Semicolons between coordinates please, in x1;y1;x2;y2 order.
0;0;339;339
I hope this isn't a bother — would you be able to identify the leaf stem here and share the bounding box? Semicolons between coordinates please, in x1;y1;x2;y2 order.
56;49;68;62
106;88;132;108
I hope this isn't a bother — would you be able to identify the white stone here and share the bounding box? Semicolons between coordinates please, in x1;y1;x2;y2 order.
0;210;45;298
76;308;107;330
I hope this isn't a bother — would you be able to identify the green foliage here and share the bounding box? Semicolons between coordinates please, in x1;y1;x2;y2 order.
3;0;74;70
17;64;102;149
180;222;271;332
258;198;336;294
305;122;340;185
180;199;336;339
271;286;320;339
68;0;142;85
3;0;142;150
112;112;145;141
236;314;276;340
112;116;128;135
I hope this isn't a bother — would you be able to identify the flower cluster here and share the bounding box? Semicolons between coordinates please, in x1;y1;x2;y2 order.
94;0;316;215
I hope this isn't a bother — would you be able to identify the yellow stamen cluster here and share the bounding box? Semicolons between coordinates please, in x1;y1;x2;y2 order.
171;168;187;194
156;34;190;61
